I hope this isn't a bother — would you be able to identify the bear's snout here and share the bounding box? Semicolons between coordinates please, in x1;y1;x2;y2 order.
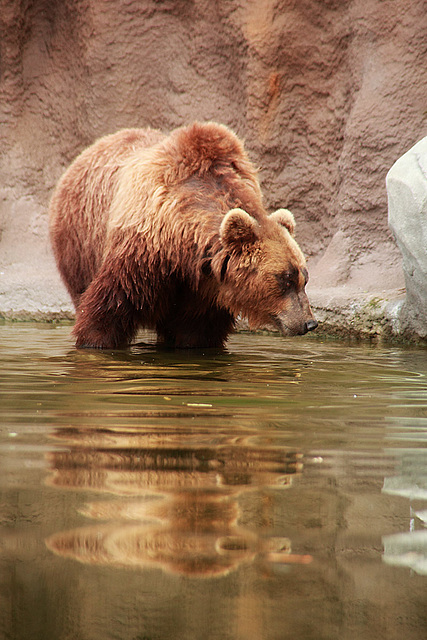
272;290;318;337
305;319;318;333
273;313;317;336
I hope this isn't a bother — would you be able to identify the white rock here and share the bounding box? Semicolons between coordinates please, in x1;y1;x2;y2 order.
387;137;427;338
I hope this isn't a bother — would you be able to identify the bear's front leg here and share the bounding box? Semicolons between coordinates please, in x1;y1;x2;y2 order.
73;269;141;349
156;305;235;349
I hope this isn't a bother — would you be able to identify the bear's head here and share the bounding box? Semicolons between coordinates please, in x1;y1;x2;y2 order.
212;207;317;336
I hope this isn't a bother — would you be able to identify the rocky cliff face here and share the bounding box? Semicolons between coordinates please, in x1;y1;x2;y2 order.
1;0;426;334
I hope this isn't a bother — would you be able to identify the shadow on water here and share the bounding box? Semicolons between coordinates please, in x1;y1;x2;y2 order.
1;324;427;640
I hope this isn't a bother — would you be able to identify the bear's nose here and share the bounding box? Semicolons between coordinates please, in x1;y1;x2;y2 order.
305;319;318;333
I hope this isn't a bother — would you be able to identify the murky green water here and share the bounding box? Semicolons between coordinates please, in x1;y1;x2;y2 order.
1;323;427;640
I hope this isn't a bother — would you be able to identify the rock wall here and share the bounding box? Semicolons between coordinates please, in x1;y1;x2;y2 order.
1;0;427;335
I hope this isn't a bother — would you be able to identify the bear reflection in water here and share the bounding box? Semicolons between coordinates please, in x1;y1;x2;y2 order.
45;427;312;577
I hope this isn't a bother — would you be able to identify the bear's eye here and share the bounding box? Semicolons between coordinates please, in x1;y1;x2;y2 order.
275;269;297;293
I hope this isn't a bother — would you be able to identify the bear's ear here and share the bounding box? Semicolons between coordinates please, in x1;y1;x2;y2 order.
270;208;295;236
220;208;259;252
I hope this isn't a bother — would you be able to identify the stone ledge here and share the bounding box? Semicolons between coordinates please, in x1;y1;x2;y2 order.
309;289;407;342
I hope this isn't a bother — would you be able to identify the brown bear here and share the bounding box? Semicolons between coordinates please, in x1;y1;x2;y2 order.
49;122;317;349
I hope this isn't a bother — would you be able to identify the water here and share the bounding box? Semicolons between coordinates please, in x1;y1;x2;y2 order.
1;323;427;640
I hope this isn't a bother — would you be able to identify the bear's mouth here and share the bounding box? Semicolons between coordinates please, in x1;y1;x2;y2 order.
271;313;293;336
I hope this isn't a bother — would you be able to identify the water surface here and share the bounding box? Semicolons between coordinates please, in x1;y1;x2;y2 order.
1;323;427;640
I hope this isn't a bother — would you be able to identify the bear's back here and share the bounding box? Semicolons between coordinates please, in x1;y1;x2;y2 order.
49;128;165;304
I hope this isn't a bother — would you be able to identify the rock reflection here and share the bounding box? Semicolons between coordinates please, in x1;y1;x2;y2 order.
382;530;427;575
45;425;312;576
382;451;427;576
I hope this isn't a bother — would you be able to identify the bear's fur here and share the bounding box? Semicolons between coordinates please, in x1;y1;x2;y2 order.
49;122;317;349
